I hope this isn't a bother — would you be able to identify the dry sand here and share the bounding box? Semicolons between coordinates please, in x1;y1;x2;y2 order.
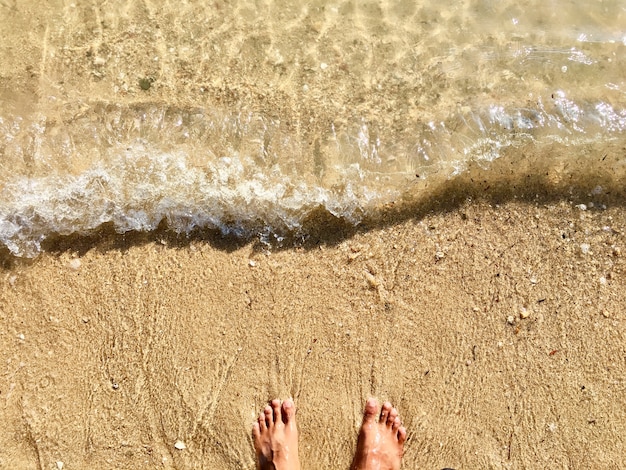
1;198;625;469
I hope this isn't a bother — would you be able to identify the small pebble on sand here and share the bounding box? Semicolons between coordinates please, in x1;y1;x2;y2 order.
248;260;257;267
365;271;380;288
69;258;82;270
56;462;64;470
174;440;186;450
520;308;530;319
507;315;515;325
580;243;590;254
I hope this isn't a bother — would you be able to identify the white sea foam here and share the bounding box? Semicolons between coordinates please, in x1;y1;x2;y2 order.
0;92;625;257
1;0;626;256
0;133;399;257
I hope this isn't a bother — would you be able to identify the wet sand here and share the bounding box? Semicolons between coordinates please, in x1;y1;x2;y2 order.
1;199;625;469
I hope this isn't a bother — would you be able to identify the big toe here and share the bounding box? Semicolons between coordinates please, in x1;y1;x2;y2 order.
281;399;296;424
363;398;379;424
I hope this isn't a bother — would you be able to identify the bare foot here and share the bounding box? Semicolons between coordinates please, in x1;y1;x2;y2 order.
252;398;300;470
351;398;407;470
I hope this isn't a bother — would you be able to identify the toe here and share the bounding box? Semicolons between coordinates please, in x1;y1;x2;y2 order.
252;421;261;440
392;416;401;432
363;398;379;424
281;399;296;425
398;426;407;446
264;405;273;428
387;407;398;427
380;402;392;424
271;399;283;426
258;413;267;431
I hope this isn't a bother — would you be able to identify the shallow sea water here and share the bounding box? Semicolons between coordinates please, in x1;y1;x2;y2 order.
0;0;625;256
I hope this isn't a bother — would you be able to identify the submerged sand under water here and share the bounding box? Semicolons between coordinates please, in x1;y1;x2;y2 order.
1;0;626;256
0;1;625;468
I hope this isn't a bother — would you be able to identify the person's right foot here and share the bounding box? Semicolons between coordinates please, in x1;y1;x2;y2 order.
350;398;407;470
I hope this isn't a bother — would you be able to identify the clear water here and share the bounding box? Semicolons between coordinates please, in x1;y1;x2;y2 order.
1;0;625;256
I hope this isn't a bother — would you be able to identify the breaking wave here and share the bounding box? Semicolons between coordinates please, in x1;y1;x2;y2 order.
1;0;626;256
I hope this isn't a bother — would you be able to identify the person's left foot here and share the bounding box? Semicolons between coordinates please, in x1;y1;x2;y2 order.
253;398;301;470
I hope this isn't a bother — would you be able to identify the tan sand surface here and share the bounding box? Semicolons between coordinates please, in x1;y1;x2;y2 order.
1;198;625;469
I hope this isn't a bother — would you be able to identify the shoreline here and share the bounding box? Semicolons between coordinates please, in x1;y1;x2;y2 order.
1;2;625;467
5;143;626;262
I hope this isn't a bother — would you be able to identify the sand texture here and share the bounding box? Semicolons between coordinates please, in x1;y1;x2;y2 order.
1;1;626;468
1;200;625;469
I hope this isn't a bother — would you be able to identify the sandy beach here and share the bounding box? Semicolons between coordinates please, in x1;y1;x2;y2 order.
1;196;625;469
1;1;626;468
